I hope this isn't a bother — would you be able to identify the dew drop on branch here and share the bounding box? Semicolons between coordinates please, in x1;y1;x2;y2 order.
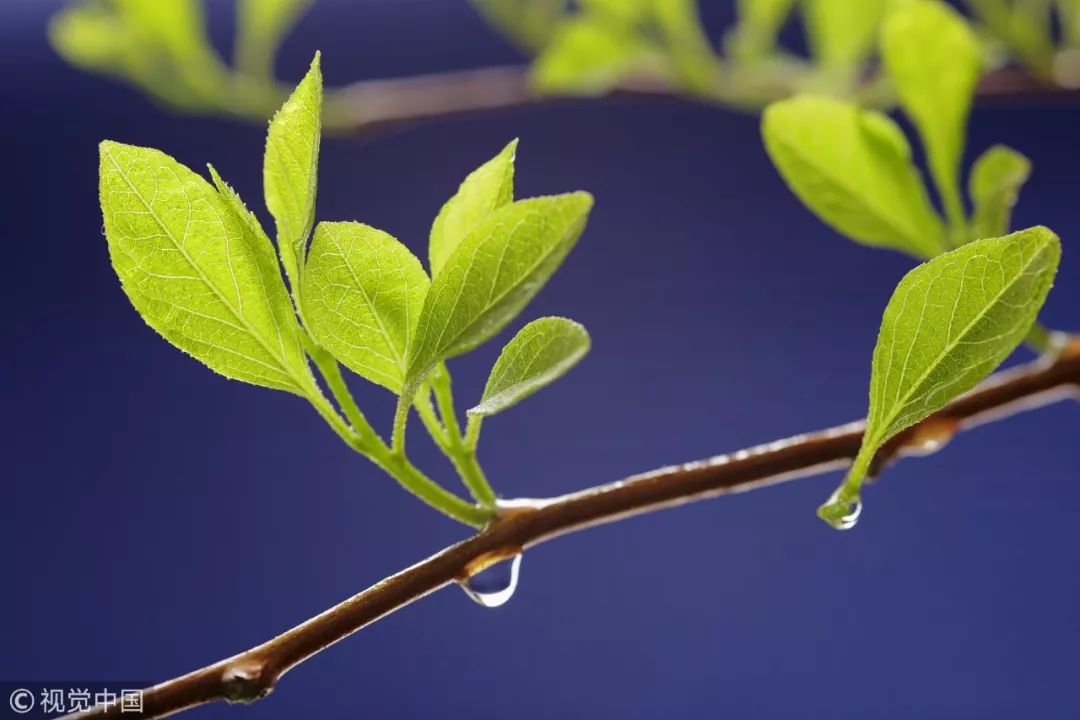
459;553;522;608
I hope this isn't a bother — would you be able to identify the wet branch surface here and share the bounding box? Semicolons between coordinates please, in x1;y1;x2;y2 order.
64;337;1080;719
319;64;1080;131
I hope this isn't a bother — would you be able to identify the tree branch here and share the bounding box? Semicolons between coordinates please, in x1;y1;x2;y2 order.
64;337;1080;719
319;63;1080;132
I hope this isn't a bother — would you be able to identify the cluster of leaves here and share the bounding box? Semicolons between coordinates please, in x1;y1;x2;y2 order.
98;53;594;528
761;0;1061;527
479;0;883;98
90;2;1068;533
50;0;313;118
965;0;1080;83
479;0;1080;101
51;0;1080;131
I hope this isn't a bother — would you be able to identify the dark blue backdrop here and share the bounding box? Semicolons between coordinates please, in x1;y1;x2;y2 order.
5;1;1079;718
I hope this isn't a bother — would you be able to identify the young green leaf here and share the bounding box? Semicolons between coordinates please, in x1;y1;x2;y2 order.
531;17;654;94
469;317;591;417
470;0;571;53
302;222;430;394
968;145;1031;242
820;227;1061;529
881;0;981;230
580;0;651;23
1062;0;1080;48
264;53;322;299
651;0;718;93
725;0;797;59
236;0;314;78
50;0;226;109
99;141;314;395
762;95;946;258
803;0;888;70
429;140;517;277
407;192;594;388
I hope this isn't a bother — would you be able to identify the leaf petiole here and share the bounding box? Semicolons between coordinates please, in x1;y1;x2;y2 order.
430;364;498;507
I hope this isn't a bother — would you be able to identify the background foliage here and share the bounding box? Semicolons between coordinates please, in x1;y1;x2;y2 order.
4;1;1079;718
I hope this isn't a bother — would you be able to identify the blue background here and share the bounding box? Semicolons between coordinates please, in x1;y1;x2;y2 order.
4;1;1079;718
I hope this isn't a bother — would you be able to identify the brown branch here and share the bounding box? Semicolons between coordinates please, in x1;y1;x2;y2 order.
64;337;1080;720
319;63;1080;132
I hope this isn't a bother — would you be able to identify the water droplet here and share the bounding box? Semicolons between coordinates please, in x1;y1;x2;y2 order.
100;224;107;236
905;418;957;457
818;495;862;531
459;553;522;608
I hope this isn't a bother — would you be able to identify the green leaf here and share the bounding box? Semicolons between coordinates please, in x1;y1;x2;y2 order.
651;0;718;93
49;3;133;70
110;0;210;62
726;0;797;59
302;222;431;394
762;95;946;258
580;0;651;23
99;141;314;395
820;227;1060;529
803;0;888;69
236;0;314;78
264;53;322;304
470;0;571;52
407;192;594;388
968;145;1031;242
881;0;982;229
429;140;517;278
531;17;655;94
1061;0;1080;47
50;0;226;109
469;317;591;417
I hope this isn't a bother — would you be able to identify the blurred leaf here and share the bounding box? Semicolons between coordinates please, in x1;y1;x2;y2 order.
820;228;1060;528
762;95;945;258
803;0;888;69
882;0;982;229
264;54;322;302
726;0;798;59
407;192;594;388
99;141;313;394
968;145;1031;241
302;222;430;394
581;0;652;23
471;0;571;52
236;0;315;78
430;140;517;278
652;0;718;92
1060;0;1080;47
531;16;656;94
50;0;226;109
966;0;1056;76
469;317;591;417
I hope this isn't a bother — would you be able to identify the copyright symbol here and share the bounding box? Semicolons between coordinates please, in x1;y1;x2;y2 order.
8;688;34;714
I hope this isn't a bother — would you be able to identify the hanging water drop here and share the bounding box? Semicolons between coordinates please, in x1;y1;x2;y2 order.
818;495;862;531
100;224;107;236
459;553;522;608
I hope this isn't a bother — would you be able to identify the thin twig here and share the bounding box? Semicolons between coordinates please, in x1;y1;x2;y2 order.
64;337;1080;719
318;63;1080;132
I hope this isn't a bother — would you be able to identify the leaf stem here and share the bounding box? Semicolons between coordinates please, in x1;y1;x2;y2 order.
370;446;492;528
1024;320;1064;355
430;364;498;506
390;391;415;455
414;384;451;452
307;347;481;525
309;345;377;443
464;414;483;450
